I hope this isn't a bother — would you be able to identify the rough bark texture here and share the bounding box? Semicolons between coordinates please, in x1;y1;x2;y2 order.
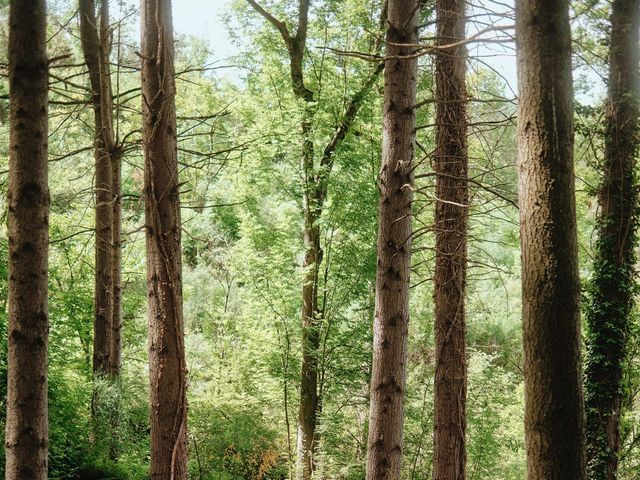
80;0;115;376
516;0;586;478
432;1;468;478
584;1;640;479
5;0;49;477
365;1;419;478
141;0;188;477
294;6;318;475
102;0;123;381
109;139;123;458
111;144;123;377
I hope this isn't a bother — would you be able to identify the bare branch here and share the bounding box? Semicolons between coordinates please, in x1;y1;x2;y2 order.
245;0;291;43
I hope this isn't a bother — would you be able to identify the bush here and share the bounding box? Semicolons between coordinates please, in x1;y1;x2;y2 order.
189;403;287;479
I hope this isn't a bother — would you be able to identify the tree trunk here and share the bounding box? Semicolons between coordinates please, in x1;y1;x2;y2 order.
242;5;319;477
79;0;115;377
5;0;49;477
245;3;385;478
141;0;188;478
584;1;640;478
79;0;123;459
432;1;468;479
516;0;586;478
365;1;419;478
297;205;321;479
111;146;123;377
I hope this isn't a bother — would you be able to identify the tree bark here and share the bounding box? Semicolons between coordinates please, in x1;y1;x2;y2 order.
516;0;586;478
432;1;468;479
584;1;640;479
79;0;115;377
79;0;123;459
111;131;123;377
141;0;188;478
365;1;419;478
4;0;49;477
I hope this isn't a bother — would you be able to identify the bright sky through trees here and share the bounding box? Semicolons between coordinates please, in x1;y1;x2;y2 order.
174;0;238;61
172;0;530;95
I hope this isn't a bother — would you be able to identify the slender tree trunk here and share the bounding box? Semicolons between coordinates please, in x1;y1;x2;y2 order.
109;130;123;458
516;0;586;478
296;60;385;480
111;147;123;377
432;1;468;479
109;142;122;462
245;3;385;478
141;0;188;477
298;73;319;480
366;1;419;478
298;187;321;480
4;0;49;477
584;1;640;479
79;0;115;377
80;0;123;459
242;5;318;476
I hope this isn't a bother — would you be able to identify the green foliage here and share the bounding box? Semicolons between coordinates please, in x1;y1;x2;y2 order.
189;404;287;480
2;0;639;478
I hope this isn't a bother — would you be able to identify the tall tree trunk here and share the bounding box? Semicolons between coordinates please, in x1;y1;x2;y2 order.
242;5;317;476
80;0;123;459
584;1;640;478
79;0;115;377
432;1;468;479
366;1;419;478
5;0;49;477
297;47;318;480
245;2;385;478
516;0;586;478
297;58;385;480
111;148;123;377
298;184;321;480
141;0;188;477
109;129;123;458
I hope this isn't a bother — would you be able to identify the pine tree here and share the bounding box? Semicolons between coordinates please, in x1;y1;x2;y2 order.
5;0;50;477
141;0;188;476
432;0;469;478
516;0;585;477
79;0;115;378
365;1;420;478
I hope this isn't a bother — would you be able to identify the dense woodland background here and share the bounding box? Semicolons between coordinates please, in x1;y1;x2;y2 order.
0;0;638;479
